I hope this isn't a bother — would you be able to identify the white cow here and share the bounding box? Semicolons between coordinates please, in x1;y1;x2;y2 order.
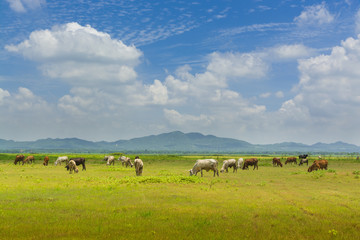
55;156;69;166
134;157;144;176
220;159;237;173
68;160;79;174
189;159;219;177
106;156;115;166
237;158;244;169
118;156;133;167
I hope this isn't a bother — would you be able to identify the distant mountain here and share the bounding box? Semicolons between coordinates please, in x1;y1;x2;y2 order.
1;131;359;153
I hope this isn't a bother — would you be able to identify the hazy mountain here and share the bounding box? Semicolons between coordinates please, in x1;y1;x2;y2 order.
0;131;359;153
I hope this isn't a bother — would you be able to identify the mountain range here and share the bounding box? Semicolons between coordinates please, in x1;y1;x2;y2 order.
1;131;359;153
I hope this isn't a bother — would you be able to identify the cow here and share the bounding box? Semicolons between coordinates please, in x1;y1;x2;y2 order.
43;156;49;166
237;158;244;169
272;157;283;167
134;156;144;176
14;155;24;165
66;158;86;171
242;158;259;170
299;154;308;160
220;159;237;173
22;155;34;165
55;156;69;166
285;157;297;165
189;159;219;177
299;158;308;166
308;160;328;172
67;160;79;174
106;156;115;166
119;156;133;167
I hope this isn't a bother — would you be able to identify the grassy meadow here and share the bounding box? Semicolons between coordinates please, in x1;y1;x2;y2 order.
0;153;359;239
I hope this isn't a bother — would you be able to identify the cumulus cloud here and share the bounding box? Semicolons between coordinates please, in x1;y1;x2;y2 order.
5;22;142;85
267;44;316;60
294;2;334;26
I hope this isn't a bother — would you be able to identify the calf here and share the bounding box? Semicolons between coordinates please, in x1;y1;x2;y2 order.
43;156;49;166
308;160;328;172
220;159;237;173
67;160;79;174
242;158;258;170
119;156;133;167
272;157;283;167
285;157;297;165
237;158;244;169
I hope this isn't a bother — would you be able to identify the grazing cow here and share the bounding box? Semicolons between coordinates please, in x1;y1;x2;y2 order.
272;157;283;167
299;158;308;166
119;156;133;167
14;155;25;165
285;157;297;165
299;154;308;160
22;155;34;165
65;158;86;171
308;160;328;172
67;160;79;174
134;156;144;176
220;159;237;173
189;159;219;177
242;158;259;170
55;156;69;166
106;156;115;166
237;158;244;169
43;156;49;166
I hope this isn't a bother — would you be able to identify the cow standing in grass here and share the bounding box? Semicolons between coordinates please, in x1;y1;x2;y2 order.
308;160;328;172
237;158;244;169
67;160;79;174
285;157;297;165
272;157;283;167
43;156;49;166
106;156;115;166
14;155;24;165
189;159;219;177
23;156;34;165
134;156;143;176
55;156;69;166
119;156;133;167
242;158;259;170
66;158;86;171
220;159;237;173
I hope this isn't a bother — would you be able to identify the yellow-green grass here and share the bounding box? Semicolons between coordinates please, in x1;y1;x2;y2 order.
0;154;359;239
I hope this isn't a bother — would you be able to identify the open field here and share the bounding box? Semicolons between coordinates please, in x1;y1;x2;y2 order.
0;154;359;239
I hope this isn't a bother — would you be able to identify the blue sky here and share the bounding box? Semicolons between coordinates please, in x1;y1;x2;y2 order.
1;0;360;145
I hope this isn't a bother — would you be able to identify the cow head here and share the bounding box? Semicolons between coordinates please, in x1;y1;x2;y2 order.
75;168;79;173
189;169;194;176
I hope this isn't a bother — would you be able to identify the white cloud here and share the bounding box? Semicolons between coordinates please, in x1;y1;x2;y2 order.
164;109;213;126
294;2;334;26
5;22;142;85
267;44;315;60
6;0;44;12
355;9;360;35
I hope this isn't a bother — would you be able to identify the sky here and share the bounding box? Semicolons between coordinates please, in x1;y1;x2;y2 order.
1;0;360;145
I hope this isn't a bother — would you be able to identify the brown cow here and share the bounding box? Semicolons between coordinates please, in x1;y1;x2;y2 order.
272;157;283;167
14;154;25;165
242;158;258;170
285;157;297;165
308;160;328;172
43;156;49;166
22;155;34;165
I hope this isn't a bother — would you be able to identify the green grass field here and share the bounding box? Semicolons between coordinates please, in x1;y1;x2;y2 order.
0;154;359;239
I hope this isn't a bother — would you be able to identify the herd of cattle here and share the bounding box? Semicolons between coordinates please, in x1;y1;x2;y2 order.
13;153;327;177
189;154;329;177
